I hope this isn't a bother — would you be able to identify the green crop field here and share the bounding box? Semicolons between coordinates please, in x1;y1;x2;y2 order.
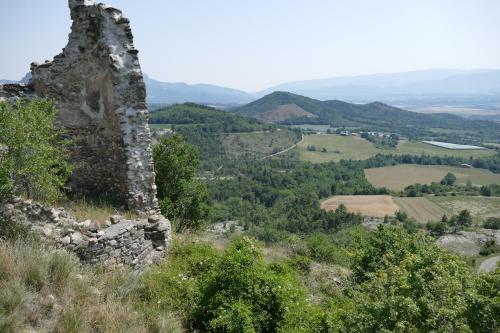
297;134;382;162
297;134;495;163
365;164;500;191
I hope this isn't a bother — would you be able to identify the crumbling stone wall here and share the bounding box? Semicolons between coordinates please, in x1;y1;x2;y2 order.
30;0;157;212
0;198;171;268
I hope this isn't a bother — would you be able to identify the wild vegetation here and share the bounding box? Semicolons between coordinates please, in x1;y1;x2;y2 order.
149;103;301;169
1;98;499;332
0;100;72;202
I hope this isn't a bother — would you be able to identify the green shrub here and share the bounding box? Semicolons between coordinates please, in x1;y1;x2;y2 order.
143;237;324;332
479;240;499;256
286;254;312;274
426;220;447;236
153;134;209;231
483;217;500;230
0;99;72;202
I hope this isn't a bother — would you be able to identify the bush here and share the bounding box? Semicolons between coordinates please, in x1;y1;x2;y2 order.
338;225;497;332
153;134;209;231
479;240;499;256
440;172;457;186
480;185;492;197
0;99;72;203
483;217;500;230
426;220;447;236
143;237;323;332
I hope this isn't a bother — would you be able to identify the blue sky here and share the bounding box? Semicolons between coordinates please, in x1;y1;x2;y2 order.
1;0;499;91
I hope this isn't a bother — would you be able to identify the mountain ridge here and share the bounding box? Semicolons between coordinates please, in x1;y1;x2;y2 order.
231;91;500;142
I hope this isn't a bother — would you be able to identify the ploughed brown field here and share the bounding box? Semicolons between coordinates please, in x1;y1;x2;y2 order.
320;195;399;217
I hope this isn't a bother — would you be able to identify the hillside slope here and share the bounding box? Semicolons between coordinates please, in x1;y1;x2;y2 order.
233;92;500;142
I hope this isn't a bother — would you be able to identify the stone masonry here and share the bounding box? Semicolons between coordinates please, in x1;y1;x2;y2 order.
30;0;157;212
0;0;171;266
0;198;171;269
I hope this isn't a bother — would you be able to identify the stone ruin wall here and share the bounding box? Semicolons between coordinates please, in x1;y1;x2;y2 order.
29;0;157;212
0;0;171;267
0;198;171;268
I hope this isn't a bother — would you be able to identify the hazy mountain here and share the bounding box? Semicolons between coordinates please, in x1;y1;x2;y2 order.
257;69;500;106
144;75;254;105
0;79;17;84
1;72;31;85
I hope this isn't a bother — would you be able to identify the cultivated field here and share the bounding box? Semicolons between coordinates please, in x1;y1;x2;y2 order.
394;196;500;223
321;195;399;217
428;196;500;220
397;140;494;158
298;134;380;162
297;134;495;163
365;164;500;191
223;129;300;158
394;197;448;223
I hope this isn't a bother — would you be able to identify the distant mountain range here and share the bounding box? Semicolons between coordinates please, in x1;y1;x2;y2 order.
3;69;500;111
144;75;254;105
143;69;500;109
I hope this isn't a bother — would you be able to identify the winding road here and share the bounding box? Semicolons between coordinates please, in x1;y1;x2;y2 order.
261;134;304;160
479;256;500;273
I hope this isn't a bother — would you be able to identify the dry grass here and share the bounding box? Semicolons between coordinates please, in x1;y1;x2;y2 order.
60;198;138;225
320;195;399;217
365;164;500;191
428;196;500;220
0;240;183;333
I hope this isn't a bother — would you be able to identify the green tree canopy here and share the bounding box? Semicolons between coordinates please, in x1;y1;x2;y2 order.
153;134;209;231
331;225;499;332
440;172;457;186
0;99;71;202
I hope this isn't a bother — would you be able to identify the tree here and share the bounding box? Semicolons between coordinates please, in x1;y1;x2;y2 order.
440;172;457;186
153;134;209;231
480;185;492;197
336;225;498;332
0;99;72;202
193;237;318;332
456;209;473;228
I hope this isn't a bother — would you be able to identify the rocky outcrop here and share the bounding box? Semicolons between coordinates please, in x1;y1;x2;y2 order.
1;198;171;268
437;229;500;256
26;0;157;212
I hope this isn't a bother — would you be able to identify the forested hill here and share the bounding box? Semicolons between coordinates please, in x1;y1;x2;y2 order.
149;103;275;133
232;91;500;140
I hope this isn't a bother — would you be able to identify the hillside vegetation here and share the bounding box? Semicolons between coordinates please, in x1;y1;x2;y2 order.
233;91;500;143
150;103;274;133
149;103;301;169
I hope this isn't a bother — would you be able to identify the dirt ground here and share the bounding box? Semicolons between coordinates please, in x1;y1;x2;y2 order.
320;195;399;217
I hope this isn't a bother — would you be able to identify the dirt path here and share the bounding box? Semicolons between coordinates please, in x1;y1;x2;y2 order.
479;256;500;273
261;134;304;160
